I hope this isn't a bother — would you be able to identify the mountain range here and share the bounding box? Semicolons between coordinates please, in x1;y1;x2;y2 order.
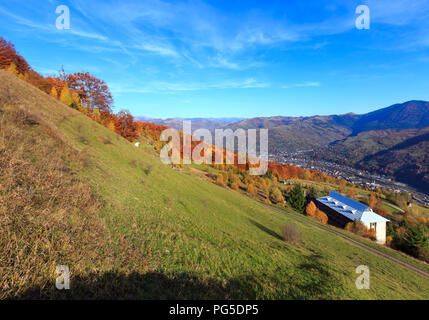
135;116;245;131
141;101;429;192
227;100;429;192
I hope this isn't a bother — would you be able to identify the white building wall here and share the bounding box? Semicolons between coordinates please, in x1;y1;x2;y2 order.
376;222;387;245
363;221;386;244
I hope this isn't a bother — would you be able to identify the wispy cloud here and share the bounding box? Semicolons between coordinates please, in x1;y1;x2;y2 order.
110;78;269;94
282;82;320;89
134;43;179;57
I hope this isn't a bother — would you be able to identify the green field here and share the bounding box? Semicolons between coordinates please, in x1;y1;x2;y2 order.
2;69;429;299
57;113;429;299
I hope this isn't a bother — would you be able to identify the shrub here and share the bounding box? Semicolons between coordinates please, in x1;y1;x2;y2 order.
282;222;301;244
270;187;284;204
345;221;375;240
216;174;224;186
230;182;239;191
143;164;153;175
418;247;429;263
308;187;318;200
315;209;328;225
247;183;256;196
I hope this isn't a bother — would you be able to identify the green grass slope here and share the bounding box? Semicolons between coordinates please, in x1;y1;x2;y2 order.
1;70;429;299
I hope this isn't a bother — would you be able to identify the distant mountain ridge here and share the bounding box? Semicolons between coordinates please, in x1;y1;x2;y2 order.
136;101;429;192
135;116;245;131
223;100;429;192
351;100;429;135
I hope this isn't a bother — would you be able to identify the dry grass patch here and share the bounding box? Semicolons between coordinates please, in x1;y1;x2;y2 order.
0;103;110;298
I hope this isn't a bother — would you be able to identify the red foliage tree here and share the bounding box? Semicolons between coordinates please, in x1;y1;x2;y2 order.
64;71;113;114
0;37;31;74
114;110;138;142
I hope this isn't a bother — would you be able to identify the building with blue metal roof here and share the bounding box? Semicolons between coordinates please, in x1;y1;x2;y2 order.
316;191;389;244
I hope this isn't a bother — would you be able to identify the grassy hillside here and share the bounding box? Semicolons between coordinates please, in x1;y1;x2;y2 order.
1;70;429;299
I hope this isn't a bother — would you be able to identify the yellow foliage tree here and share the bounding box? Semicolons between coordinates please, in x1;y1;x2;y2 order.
50;86;58;99
106;120;116;132
60;85;73;107
230;182;239;191
315;209;328;224
305;201;317;218
92;108;101;123
7;62;18;76
369;193;378;209
216;174;224;186
270;187;284;204
247;183;256;196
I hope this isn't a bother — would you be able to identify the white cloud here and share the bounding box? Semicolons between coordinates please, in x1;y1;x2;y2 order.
110;78;269;94
134;43;179;57
282;82;320;89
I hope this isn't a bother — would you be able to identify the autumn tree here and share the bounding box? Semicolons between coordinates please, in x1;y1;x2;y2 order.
230;182;239;191
65;71;113;114
92;108;101;123
305;201;317;217
315;209;328;224
0;37;30;74
247;183;256;196
270;187;284;204
114;110;138;142
369;193;378;209
50;86;58;99
60;85;73;107
6;62;18;76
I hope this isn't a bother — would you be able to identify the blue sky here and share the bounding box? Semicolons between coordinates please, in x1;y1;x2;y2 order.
1;0;429;118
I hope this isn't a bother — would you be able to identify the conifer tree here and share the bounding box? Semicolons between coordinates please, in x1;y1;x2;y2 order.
288;184;306;212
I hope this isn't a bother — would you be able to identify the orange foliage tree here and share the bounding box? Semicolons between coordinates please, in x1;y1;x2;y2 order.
369;193;378;209
0;37;30;74
64;71;113;115
305;201;317;217
114;110;138;142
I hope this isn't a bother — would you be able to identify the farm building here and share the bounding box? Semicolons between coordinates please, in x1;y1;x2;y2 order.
315;191;389;244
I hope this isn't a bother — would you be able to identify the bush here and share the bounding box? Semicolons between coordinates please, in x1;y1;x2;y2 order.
315;209;328;225
230;182;239;191
216;174;224;186
270;187;284;204
308;187;318;200
345;221;376;240
418;247;429;263
246;183;256;196
282;222;301;244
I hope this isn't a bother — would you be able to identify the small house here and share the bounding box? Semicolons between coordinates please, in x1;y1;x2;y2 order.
315;191;389;244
